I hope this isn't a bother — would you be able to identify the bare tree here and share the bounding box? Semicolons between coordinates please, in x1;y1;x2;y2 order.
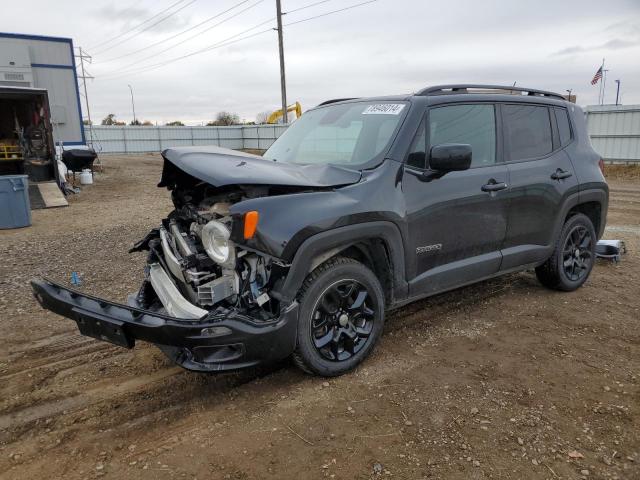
101;113;118;125
206;111;240;126
255;110;272;124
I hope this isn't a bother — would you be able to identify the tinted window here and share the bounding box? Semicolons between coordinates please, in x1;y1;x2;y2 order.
504;105;553;160
406;119;427;169
554;107;572;146
429;104;496;167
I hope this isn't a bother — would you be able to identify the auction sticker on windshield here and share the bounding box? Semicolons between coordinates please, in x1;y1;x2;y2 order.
362;104;405;115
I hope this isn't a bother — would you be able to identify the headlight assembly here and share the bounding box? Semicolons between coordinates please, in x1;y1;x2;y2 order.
201;220;235;267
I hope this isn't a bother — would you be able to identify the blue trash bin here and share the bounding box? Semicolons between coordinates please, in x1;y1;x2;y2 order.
0;175;32;229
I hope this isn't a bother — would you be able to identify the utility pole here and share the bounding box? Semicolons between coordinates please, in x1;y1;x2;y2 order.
75;47;94;145
275;0;288;123
615;79;621;105
128;84;137;125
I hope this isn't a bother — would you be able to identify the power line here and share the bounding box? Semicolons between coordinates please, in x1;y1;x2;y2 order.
284;0;377;27
92;0;198;55
284;0;333;15
103;29;274;80
99;19;275;80
107;0;266;72
99;0;252;63
97;0;379;80
88;0;188;50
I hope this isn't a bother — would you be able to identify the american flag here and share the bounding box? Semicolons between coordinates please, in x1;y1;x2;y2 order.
591;66;603;85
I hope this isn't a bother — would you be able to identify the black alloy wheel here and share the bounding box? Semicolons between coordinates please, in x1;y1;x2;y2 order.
292;257;385;376
562;225;593;282
310;279;376;362
535;213;597;291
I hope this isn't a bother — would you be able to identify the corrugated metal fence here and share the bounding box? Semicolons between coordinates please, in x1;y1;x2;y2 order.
586;105;640;163
86;124;289;154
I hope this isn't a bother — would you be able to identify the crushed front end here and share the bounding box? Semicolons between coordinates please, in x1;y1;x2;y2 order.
31;148;308;372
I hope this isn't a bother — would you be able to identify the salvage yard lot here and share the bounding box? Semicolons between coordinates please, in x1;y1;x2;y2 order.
1;155;639;480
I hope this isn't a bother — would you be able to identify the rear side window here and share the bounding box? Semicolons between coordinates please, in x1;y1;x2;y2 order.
503;105;553;160
428;104;496;167
554;107;572;146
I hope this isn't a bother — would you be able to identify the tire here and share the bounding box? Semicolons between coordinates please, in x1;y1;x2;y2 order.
535;213;597;291
292;257;385;376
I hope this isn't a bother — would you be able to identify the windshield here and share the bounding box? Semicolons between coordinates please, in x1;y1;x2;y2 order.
263;101;407;167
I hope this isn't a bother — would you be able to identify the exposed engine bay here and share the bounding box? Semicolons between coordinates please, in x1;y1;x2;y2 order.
131;178;296;321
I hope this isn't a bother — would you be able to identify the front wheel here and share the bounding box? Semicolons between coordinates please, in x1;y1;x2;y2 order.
292;257;385;376
536;213;597;291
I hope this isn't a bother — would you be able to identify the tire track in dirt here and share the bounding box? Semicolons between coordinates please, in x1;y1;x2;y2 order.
2;336;116;379
0;367;181;434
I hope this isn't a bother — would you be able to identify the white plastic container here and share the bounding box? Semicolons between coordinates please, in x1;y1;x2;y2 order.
80;169;93;185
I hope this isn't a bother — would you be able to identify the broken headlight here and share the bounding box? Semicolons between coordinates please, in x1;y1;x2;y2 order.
201;220;235;267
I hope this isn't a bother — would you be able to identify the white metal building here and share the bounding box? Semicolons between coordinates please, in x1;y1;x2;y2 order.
0;32;85;146
586;104;640;163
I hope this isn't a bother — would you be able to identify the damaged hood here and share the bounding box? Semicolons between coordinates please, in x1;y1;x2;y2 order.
159;146;362;188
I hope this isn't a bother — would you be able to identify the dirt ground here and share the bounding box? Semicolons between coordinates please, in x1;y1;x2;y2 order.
1;155;638;480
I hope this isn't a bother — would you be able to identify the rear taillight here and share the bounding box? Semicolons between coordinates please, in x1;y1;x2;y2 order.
598;158;605;175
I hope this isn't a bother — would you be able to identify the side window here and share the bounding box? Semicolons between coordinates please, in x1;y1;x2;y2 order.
406;119;427;169
554;107;573;146
503;105;553;160
428;104;496;167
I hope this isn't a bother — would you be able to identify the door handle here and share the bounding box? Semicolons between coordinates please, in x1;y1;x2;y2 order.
551;169;573;180
481;180;508;192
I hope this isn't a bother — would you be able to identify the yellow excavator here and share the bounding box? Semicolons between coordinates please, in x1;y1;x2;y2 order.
267;102;302;124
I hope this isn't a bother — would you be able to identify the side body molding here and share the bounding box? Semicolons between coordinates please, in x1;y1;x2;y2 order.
277;221;408;305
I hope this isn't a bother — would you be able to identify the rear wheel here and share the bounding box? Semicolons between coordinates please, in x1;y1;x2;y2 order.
536;213;596;291
292;257;385;376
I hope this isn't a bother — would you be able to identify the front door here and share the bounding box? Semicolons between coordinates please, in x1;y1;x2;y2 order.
402;103;510;297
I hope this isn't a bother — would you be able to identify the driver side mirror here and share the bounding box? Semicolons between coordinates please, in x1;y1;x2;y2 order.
429;144;472;172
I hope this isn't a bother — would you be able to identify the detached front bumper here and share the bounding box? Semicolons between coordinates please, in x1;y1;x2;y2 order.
31;279;299;372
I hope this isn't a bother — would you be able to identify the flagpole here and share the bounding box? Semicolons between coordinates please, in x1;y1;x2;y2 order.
599;58;605;105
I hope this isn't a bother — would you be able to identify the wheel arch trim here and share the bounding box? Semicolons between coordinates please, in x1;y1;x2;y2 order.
277;221;408;304
553;187;608;243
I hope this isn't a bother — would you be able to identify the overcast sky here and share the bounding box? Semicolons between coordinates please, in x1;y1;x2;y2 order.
4;0;640;124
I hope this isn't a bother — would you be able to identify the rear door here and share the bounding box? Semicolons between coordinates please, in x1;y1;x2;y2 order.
403;103;510;296
500;103;580;270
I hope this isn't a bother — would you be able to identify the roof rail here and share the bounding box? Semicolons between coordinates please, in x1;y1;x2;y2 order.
317;98;359;106
415;84;566;101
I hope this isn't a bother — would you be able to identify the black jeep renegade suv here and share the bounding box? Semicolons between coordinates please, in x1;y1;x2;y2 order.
32;84;609;377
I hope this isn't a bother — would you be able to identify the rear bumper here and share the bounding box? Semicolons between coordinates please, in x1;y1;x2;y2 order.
31;279;299;372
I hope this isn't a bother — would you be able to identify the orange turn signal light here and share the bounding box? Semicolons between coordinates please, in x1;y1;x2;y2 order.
243;211;259;239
